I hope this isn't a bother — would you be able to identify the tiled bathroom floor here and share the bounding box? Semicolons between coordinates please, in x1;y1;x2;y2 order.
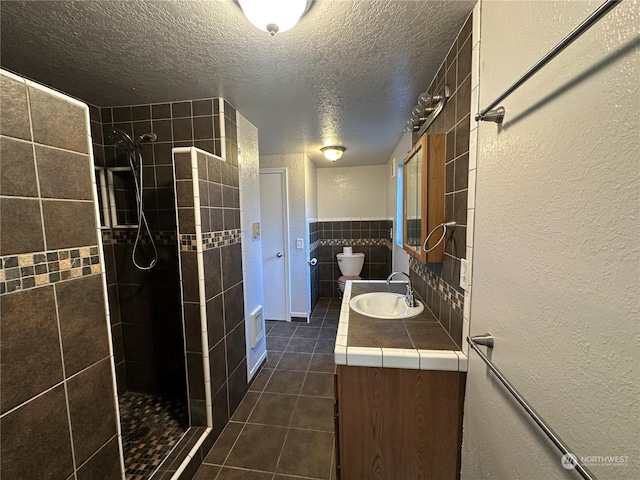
193;298;340;480
119;392;189;480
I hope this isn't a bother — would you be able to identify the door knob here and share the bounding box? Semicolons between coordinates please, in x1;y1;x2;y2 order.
276;252;283;258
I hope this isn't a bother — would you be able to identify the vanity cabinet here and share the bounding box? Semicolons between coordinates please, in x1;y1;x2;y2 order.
334;364;465;480
402;132;446;263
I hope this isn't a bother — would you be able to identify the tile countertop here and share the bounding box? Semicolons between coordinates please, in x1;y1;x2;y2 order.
334;280;468;372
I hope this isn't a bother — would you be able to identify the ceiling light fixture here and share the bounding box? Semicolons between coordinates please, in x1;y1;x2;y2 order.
237;0;312;36
321;146;346;161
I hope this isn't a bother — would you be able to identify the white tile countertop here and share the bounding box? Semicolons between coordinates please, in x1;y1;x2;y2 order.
334;280;468;372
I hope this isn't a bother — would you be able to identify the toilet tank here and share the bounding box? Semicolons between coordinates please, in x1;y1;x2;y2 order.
336;253;365;276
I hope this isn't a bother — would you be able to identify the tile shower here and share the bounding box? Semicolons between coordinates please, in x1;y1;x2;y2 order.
88;97;247;478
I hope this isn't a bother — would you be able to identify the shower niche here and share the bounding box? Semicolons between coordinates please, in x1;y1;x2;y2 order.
96;167;139;227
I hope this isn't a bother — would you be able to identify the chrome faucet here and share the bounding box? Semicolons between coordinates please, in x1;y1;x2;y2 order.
386;271;416;308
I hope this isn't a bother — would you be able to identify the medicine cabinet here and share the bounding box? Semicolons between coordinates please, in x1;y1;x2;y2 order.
402;133;445;263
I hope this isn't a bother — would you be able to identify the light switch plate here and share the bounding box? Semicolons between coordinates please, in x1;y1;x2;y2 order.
252;222;260;238
460;258;469;291
296;238;304;249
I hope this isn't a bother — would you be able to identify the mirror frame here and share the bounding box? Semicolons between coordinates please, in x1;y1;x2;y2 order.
403;133;428;263
402;133;446;264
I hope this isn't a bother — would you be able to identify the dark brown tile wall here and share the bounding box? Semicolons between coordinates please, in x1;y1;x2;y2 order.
174;146;248;478
314;220;393;299
408;13;472;348
309;223;320;310
0;71;121;479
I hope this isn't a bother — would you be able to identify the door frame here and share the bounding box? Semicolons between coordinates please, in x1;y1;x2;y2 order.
259;167;292;322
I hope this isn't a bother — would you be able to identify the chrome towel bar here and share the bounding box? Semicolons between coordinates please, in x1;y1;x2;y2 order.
475;0;622;123
467;335;598;480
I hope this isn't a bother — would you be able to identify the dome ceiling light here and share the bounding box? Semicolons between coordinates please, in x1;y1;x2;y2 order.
236;0;313;36
321;146;346;162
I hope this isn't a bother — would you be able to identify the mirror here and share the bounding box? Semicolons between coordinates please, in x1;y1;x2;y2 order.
403;133;446;263
403;134;427;262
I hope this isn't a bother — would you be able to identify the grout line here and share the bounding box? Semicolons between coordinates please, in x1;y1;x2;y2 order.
52;283;79;478
23;83;48;254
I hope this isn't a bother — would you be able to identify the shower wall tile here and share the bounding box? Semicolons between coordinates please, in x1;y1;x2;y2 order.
0;197;44;255
0;384;74;480
0;69;120;478
221;242;242;289
66;358;117;465
203;247;223;300
56;275;110;376
28;85;89;154
183;302;202;353
206;293;225;349
42;200;98;250
0;73;32;140
0;285;62;414
223;282;244;333
35;145;93;200
0;136;38;197
76;436;122;480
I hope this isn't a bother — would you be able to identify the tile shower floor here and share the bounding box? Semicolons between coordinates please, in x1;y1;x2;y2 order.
193;298;340;480
119;392;188;480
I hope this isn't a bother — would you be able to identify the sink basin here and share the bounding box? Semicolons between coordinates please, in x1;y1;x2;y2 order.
349;292;424;319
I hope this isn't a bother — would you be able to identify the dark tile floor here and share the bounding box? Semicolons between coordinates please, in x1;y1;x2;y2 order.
193;298;340;480
119;392;188;479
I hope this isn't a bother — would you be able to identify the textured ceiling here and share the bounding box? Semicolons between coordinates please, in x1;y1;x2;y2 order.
0;0;474;167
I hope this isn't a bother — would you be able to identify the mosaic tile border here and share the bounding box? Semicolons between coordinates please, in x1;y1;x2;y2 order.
179;228;242;252
409;256;464;315
101;229;177;245
311;238;392;253
0;246;101;294
318;238;388;247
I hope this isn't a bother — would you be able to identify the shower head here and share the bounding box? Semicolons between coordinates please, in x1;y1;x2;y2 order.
108;129;135;149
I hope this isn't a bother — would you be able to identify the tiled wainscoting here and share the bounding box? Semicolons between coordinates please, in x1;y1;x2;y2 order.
310;220;393;299
0;69;122;478
407;13;473;350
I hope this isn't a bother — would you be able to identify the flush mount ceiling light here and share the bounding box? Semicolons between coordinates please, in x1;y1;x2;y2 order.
321;146;346;161
236;0;313;36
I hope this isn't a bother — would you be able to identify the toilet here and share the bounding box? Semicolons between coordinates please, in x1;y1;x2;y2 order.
336;248;365;294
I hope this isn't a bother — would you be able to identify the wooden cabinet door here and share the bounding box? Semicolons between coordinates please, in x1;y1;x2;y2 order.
337;365;465;480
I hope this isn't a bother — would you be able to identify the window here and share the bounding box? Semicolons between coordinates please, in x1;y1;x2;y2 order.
395;161;403;247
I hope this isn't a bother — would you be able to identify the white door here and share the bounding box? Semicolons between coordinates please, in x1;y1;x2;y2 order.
259;169;290;321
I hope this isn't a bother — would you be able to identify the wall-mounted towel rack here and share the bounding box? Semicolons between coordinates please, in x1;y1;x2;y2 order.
476;0;622;123
467;335;598;480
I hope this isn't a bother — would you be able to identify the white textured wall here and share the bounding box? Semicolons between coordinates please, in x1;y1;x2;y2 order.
305;156;318;221
237;113;266;378
461;2;639;479
305;157;318;314
317;165;388;219
259;154;309;317
386;133;412;274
